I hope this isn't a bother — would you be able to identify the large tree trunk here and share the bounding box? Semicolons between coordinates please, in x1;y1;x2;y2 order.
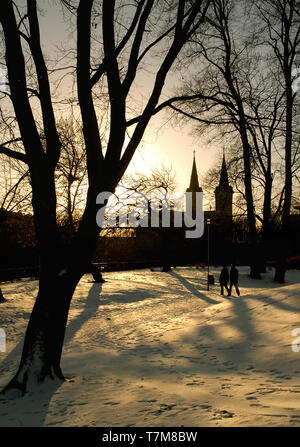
0;287;5;303
239;125;261;279
262;169;273;242
1;190;106;396
274;259;286;284
88;262;105;283
273;231;289;284
276;11;295;282
281;26;293;235
225;72;260;279
1;263;82;396
259;169;273;275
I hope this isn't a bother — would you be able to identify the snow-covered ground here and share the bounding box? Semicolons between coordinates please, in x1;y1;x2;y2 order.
1;266;300;427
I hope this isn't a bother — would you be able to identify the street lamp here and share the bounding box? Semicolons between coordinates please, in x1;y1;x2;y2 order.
207;218;211;291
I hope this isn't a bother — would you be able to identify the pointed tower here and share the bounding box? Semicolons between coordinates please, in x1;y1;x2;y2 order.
214;153;233;218
186;151;202;219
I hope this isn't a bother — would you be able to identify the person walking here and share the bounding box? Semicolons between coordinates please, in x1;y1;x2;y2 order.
219;265;229;296
228;264;240;296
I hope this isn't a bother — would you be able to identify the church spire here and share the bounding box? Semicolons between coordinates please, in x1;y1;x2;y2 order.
187;151;202;192
186;151;202;221
216;151;232;192
215;150;233;217
219;152;230;189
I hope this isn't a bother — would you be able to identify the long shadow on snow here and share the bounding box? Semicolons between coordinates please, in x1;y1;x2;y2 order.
166;270;298;369
64;282;103;344
168;270;220;305
0;283;103;427
0;283;103;380
181;280;300;369
99;289;161;305
0;378;63;427
57;271;300;383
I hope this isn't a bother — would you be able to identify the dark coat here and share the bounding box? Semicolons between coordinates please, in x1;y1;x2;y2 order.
230;267;239;284
219;267;229;285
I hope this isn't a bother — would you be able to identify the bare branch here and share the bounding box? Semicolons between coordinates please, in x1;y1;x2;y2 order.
0;144;28;163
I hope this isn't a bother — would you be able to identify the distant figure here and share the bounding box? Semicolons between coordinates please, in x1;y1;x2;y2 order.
219;265;229;296
228;264;240;296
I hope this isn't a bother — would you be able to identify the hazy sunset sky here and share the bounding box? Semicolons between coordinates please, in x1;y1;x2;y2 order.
37;1;220;192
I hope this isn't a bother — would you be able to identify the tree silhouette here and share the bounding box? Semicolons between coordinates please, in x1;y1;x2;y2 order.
0;0;211;395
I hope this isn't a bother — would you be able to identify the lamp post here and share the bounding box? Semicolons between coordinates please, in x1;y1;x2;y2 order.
207;218;211;291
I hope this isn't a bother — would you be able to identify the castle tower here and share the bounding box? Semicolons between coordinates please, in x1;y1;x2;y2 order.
186;151;202;219
214;153;233;218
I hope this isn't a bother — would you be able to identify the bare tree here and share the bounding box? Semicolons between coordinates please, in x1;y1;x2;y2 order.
0;145;31;306
158;0;299;279
251;0;300;283
122;165;178;197
253;0;300;233
0;0;211;395
54;117;88;232
120;164;178;217
100;163;178;232
0;159;31;218
161;0;263;276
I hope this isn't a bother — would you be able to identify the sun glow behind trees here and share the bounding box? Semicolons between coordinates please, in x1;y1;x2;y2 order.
1;0;218;199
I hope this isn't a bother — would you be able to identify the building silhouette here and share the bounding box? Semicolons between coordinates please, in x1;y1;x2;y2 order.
185;152;203;220
186;151;233;229
96;152;234;267
182;152;234;265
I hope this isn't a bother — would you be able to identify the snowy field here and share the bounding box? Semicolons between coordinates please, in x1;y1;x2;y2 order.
1;266;300;427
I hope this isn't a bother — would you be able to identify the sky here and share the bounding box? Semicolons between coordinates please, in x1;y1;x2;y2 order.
35;1;221;195
128;118;220;191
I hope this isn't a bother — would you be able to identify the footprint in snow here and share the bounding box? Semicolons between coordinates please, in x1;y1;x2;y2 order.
137;399;158;403
199;404;212;410
212;410;234;419
151;404;177;415
185;381;205;386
